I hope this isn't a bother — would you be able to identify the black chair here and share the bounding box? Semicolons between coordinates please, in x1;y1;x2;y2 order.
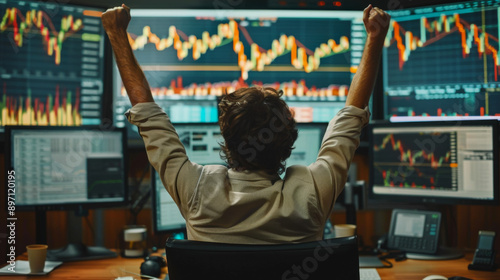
165;236;360;280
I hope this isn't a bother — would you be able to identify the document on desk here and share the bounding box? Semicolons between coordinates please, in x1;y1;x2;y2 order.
0;260;62;275
359;268;382;280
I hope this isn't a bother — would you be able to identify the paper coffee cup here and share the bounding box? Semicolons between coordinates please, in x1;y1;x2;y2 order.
26;244;48;273
334;224;356;238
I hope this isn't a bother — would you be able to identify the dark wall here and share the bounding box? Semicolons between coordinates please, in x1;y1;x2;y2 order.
67;0;466;11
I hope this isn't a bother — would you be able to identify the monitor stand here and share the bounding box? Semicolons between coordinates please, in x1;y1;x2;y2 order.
37;209;117;262
405;246;464;260
47;242;116;262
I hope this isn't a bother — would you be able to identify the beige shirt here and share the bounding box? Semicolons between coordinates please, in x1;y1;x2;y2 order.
126;102;369;244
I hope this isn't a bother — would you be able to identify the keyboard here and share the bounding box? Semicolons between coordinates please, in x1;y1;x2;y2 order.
359;268;381;280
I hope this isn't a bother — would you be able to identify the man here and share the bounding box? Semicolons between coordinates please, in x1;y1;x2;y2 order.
102;4;390;244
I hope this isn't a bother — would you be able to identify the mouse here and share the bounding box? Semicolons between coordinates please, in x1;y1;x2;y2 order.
140;256;167;278
140;260;161;278
422;275;448;280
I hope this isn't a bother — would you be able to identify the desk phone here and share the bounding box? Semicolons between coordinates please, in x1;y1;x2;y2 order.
387;209;441;254
469;230;496;271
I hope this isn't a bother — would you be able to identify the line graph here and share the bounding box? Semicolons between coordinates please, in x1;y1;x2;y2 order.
129;19;350;80
382;3;500;120
1;7;84;65
372;132;457;190
374;133;453;168
386;14;499;80
384;7;500;86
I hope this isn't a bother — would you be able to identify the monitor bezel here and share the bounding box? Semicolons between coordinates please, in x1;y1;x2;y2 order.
368;120;500;206
5;125;129;211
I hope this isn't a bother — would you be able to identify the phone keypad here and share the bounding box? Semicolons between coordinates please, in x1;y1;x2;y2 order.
474;250;494;265
393;236;437;252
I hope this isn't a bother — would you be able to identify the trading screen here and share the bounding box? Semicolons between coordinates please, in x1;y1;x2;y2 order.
11;128;125;206
114;9;364;137
383;0;500;121
371;123;496;202
0;0;106;130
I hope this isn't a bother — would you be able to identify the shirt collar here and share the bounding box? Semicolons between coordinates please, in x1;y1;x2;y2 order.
228;169;281;182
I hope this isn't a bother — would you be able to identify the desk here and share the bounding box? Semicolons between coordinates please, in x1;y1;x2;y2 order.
376;253;499;280
7;252;500;279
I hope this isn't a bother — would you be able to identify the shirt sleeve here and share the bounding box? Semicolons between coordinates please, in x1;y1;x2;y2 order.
308;105;370;218
125;102;203;214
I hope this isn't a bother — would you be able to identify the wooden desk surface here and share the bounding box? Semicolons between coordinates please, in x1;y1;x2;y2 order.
8;252;163;280
376;253;499;280
6;252;500;279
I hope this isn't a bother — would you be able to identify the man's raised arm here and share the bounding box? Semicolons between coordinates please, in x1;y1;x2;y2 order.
346;5;390;109
101;4;154;106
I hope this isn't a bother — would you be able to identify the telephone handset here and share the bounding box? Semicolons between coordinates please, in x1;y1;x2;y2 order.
468;230;496;271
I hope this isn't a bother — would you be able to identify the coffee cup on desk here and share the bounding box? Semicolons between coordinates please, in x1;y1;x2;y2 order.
122;225;148;258
334;224;357;238
26;244;48;273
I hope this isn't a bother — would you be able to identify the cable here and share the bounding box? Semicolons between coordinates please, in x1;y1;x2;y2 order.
119;268;162;280
378;250;407;268
84;215;96;241
128;164;152;225
378;257;393;268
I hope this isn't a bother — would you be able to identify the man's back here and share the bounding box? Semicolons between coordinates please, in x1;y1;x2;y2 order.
127;102;368;244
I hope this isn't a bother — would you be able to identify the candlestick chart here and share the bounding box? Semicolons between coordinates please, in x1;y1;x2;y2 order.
1;7;84;65
126;15;357;87
383;2;500;120
129;19;351;80
372;131;457;191
0;0;106;130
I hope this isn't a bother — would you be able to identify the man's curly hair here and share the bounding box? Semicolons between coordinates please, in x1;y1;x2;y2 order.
218;87;298;175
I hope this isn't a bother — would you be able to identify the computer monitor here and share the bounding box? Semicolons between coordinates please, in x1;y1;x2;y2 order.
6;126;127;209
5;126;128;260
152;169;186;234
0;0;108;133
113;9;365;140
383;1;500;121
151;122;327;234
288;123;327;167
151;123;223;235
369;120;499;205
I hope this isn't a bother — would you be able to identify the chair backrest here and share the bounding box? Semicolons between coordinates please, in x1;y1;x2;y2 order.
165;236;360;280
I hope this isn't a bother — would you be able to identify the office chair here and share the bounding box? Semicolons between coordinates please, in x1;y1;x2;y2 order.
165;236;360;280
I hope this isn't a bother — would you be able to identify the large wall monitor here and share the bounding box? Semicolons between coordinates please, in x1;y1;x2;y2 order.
114;9;364;139
383;1;500;121
0;0;107;132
